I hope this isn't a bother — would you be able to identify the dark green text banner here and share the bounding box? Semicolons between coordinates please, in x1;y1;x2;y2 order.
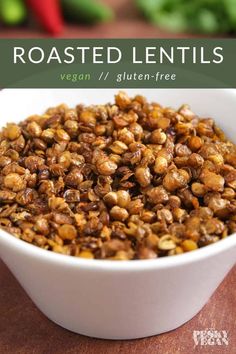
0;39;235;88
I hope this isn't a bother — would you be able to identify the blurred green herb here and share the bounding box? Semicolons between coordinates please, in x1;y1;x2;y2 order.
61;0;114;24
136;0;236;33
0;0;27;26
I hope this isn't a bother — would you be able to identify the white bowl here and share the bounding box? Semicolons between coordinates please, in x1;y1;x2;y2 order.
0;89;235;340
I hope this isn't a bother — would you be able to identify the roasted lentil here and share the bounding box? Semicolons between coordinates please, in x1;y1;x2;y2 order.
0;92;236;260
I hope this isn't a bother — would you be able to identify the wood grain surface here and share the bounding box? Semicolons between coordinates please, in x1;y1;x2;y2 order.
0;260;235;354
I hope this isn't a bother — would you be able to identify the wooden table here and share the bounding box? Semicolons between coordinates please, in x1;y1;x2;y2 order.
0;260;235;354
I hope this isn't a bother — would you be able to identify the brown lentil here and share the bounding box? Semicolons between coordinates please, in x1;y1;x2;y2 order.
135;166;151;187
58;224;77;240
4;173;26;192
110;206;129;222
0;91;235;260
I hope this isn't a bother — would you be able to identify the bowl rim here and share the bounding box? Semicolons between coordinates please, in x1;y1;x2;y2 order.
0;225;236;272
0;88;236;272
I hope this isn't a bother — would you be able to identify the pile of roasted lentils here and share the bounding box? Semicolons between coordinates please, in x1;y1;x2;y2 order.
0;92;236;260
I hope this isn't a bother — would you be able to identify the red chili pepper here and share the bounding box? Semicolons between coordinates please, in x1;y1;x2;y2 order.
26;0;64;35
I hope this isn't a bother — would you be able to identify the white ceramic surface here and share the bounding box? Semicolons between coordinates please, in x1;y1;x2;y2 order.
0;89;236;340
